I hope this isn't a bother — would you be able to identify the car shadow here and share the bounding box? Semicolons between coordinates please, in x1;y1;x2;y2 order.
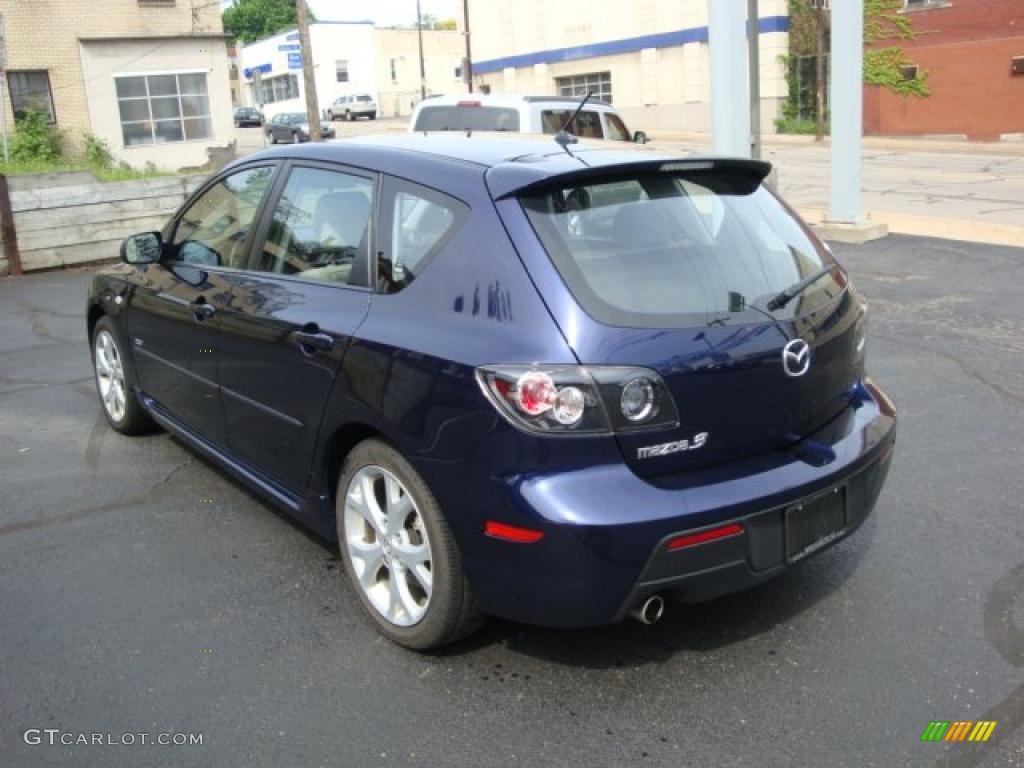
439;512;878;669
167;432;878;670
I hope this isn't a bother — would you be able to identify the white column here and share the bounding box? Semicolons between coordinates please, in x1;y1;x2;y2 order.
707;0;750;157
829;0;864;223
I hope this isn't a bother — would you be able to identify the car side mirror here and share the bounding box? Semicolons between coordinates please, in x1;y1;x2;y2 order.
121;231;163;265
633;130;648;145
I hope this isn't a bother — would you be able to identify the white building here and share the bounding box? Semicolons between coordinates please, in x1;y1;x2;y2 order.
238;22;467;120
467;0;791;134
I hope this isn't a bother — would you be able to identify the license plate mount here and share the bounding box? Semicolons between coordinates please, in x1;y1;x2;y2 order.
785;486;847;563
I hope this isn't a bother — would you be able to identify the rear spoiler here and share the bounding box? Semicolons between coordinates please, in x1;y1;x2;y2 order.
488;157;772;200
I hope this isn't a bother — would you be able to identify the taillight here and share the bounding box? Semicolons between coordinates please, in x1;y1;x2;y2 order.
476;365;679;435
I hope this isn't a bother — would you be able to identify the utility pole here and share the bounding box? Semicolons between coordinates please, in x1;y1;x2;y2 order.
815;3;827;142
416;0;427;101
296;0;321;141
0;12;8;164
747;0;761;160
462;0;473;92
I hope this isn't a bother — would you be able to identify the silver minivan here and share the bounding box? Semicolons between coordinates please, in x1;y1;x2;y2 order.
329;94;377;121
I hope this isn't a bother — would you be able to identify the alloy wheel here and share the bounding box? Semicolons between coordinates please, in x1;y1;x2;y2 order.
343;465;433;627
94;330;126;422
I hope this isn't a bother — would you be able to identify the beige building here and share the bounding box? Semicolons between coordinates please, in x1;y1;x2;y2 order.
238;22;466;121
0;0;234;170
466;0;790;134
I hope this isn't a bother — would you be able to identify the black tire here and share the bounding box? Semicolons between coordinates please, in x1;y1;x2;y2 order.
268;131;277;144
336;439;482;650
328;111;335;121
369;112;376;120
91;315;156;436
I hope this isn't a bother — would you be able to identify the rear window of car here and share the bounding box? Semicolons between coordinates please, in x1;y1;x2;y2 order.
520;172;844;329
414;105;520;132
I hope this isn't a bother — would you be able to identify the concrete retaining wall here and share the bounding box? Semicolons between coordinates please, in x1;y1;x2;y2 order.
0;172;207;274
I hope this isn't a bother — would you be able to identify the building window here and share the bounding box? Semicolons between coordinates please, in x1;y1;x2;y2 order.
555;71;612;104
336;60;349;83
115;72;211;147
899;63;919;80
8;71;56;123
253;74;299;105
389;59;398;84
902;0;951;10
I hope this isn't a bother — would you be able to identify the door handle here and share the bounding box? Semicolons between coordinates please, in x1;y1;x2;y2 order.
293;330;335;353
189;298;216;322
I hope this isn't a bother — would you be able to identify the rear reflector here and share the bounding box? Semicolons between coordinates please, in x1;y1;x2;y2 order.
457;100;482;107
484;520;544;543
666;523;743;551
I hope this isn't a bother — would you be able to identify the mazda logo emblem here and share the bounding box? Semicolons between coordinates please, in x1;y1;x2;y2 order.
782;339;811;377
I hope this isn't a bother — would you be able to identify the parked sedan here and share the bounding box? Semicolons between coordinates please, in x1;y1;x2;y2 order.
265;112;336;143
87;135;896;650
233;106;264;127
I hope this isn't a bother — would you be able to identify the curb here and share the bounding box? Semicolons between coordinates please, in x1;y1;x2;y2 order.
797;208;1024;249
648;133;1024;157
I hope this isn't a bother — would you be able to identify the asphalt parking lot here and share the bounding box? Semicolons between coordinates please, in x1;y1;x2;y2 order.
1;234;1022;767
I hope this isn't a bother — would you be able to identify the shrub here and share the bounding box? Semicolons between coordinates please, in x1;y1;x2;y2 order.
10;110;63;163
775;117;822;135
82;133;115;169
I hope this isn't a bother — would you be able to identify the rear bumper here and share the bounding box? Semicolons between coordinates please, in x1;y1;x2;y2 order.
449;378;896;628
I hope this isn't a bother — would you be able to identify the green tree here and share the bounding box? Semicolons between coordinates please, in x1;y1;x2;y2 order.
222;0;314;44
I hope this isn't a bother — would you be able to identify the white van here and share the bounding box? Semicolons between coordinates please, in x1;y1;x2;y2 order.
409;94;647;143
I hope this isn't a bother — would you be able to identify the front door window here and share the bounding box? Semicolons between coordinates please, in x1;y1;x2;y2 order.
171;166;276;268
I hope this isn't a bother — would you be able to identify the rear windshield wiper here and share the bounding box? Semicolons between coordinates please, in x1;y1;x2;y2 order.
765;264;837;312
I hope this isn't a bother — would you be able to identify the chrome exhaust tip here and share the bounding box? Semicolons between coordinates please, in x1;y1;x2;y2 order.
629;595;665;625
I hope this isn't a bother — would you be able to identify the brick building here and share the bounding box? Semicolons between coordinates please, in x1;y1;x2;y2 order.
864;0;1024;141
0;0;234;169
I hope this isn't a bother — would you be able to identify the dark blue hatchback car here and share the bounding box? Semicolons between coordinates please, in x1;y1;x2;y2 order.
87;135;896;649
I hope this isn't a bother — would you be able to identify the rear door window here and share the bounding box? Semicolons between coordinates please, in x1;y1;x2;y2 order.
521;172;843;328
540;109;604;138
414;105;520;132
252;166;374;286
377;177;468;293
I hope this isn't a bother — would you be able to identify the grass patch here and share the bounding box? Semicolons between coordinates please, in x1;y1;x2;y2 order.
774;117;825;135
0;158;174;182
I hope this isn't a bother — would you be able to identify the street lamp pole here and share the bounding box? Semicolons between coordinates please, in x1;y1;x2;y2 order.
747;0;761;160
416;0;427;101
829;0;863;223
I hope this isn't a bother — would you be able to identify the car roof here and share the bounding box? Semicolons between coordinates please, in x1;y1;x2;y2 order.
416;93;614;110
344;133;660;166
234;134;769;200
